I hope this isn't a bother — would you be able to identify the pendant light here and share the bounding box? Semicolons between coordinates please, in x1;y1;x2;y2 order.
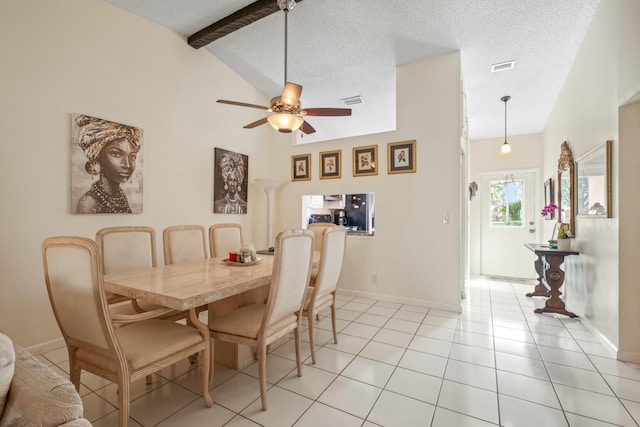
500;95;512;155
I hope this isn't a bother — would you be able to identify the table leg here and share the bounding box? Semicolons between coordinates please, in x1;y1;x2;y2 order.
533;254;577;318
526;253;550;297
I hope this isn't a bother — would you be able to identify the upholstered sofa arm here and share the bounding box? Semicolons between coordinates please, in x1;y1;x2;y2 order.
0;343;91;427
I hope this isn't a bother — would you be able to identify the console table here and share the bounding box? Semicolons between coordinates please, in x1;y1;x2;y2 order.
524;243;579;318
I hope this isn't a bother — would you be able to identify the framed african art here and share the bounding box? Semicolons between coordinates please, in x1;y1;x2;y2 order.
387;140;416;174
70;113;144;214
214;147;249;214
292;153;311;181
353;145;378;177
320;150;341;180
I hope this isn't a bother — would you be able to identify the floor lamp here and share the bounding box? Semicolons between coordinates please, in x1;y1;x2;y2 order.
254;178;286;248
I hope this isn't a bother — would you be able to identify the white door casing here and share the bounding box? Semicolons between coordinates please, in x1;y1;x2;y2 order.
481;171;538;279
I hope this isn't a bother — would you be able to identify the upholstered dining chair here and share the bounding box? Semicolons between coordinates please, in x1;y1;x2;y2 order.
208;223;243;258
95;226;167;316
162;224;208;265
208;229;314;410
42;237;212;427
307;222;334;252
302;226;347;364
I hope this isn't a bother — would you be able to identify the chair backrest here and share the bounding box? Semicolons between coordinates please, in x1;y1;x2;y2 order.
209;223;243;258
95;226;157;275
163;225;208;265
263;230;314;327
312;226;347;297
307;222;333;251
42;237;116;354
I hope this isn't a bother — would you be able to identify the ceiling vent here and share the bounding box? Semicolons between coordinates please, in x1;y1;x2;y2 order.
491;61;515;72
341;95;364;106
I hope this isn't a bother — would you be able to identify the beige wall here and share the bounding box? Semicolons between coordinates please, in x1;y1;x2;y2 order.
269;53;464;311
542;0;640;360
0;0;275;347
0;0;464;348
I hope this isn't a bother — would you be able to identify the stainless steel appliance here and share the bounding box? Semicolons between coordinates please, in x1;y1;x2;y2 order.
309;214;332;224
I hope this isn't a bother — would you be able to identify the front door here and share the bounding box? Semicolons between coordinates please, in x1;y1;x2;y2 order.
481;171;537;279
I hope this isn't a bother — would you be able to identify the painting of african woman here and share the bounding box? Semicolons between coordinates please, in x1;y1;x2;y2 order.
71;113;144;214
214;148;249;214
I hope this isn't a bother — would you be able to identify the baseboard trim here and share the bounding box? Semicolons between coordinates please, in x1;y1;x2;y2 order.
25;337;65;356
565;303;618;359
339;288;462;314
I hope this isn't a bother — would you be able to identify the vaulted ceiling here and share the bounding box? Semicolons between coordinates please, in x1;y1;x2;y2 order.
103;0;599;144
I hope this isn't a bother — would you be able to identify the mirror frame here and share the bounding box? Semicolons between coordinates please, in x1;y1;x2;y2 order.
575;140;612;218
557;141;575;236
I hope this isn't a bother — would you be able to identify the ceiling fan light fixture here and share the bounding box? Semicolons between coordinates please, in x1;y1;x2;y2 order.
267;113;304;133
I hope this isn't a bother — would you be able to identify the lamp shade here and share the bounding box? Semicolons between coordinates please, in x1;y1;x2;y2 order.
501;141;512;155
267;113;304;133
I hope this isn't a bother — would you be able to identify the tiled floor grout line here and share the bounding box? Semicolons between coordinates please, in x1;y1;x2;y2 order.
43;279;640;426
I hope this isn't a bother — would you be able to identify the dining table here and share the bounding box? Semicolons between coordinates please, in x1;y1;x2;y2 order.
104;253;317;369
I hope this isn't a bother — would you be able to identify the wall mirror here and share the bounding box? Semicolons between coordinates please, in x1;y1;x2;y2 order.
576;140;612;218
557;141;575;236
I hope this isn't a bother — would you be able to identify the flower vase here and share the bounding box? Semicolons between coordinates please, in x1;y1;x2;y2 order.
556;239;571;251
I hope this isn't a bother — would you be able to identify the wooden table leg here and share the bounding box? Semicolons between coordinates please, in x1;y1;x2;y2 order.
533;254;577;318
526;253;551;297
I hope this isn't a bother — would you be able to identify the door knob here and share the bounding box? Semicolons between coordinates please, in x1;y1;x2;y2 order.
529;228;536;233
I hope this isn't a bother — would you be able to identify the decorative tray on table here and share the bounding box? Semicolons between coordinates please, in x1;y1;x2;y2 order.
222;258;263;267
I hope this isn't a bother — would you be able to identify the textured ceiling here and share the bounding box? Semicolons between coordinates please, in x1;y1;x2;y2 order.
103;0;599;144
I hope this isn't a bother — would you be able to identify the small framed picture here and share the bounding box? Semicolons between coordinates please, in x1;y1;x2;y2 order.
387;140;416;174
291;154;311;181
353;145;378;177
320;150;341;179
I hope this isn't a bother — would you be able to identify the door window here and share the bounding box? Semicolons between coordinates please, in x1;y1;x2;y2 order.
489;179;524;227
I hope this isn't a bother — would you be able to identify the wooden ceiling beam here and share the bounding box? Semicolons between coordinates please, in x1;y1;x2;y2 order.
188;0;303;49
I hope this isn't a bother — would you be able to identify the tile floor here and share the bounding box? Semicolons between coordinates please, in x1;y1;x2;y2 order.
37;277;640;426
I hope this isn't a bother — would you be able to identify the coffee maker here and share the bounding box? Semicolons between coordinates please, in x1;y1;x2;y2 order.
336;210;348;226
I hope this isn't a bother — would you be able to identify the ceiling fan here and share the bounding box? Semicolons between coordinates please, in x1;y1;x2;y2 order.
216;0;352;134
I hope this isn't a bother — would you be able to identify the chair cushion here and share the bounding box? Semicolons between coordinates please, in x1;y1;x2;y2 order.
0;332;15;418
76;319;205;373
209;303;265;339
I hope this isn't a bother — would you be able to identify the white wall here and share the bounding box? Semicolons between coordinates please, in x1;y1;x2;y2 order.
269;53;463;311
0;1;464;348
0;0;276;347
469;134;544;275
542;0;640;359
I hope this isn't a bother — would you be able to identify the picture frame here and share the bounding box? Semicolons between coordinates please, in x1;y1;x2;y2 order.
387;140;416;174
544;178;554;220
291;153;311;181
214;147;248;214
320;150;341;179
575;140;612;218
71;113;144;214
353;145;378;177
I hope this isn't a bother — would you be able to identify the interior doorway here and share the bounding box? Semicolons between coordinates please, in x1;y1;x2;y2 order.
480;170;538;279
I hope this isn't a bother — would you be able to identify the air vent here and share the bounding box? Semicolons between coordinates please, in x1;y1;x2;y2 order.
341;95;364;106
491;61;515;72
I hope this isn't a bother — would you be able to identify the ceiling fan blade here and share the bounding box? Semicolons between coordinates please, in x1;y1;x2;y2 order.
217;99;269;110
281;82;303;106
301;108;352;117
301;120;316;134
243;117;269;129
